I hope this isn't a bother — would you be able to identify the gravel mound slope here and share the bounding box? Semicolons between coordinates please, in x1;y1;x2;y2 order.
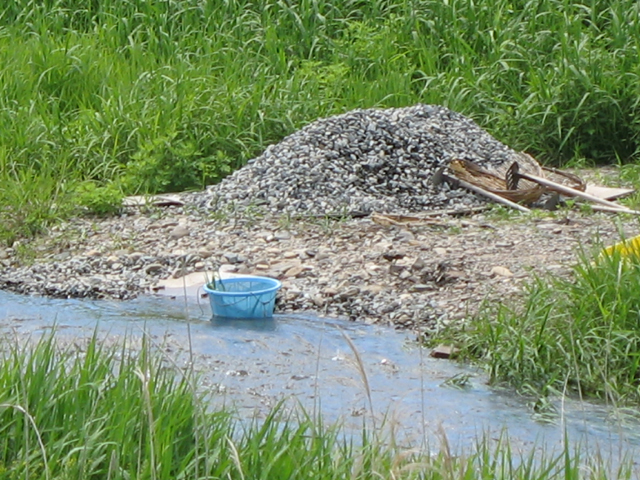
203;104;522;215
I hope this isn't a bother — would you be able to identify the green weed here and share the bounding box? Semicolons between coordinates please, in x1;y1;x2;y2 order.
70;180;123;216
0;331;635;479
435;242;640;406
3;0;640;239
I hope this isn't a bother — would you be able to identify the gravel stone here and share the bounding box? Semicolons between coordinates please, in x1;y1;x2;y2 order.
201;104;521;216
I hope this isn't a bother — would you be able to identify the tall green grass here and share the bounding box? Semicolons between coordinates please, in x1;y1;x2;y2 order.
435;244;640;406
0;332;635;479
2;0;640;242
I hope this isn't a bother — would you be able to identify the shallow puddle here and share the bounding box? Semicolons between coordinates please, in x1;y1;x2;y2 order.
1;289;639;462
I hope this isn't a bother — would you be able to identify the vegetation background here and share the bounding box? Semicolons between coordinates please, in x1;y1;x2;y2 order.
1;0;639;242
3;2;640;475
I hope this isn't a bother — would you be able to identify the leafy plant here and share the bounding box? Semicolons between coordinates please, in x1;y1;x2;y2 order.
3;0;640;242
71;180;123;216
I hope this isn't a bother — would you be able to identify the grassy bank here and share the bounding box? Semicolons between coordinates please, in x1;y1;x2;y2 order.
2;0;640;242
0;333;634;479
433;242;640;408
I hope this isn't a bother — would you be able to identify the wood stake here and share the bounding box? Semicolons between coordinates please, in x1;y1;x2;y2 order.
591;205;640;215
448;176;531;213
518;172;639;213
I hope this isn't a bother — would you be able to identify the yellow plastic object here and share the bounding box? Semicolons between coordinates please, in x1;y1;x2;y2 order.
602;235;640;259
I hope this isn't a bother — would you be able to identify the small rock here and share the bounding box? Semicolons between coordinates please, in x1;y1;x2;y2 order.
285;289;302;300
495;242;513;248
54;251;71;261
219;263;238;273
322;287;339;296
172;267;189;278
338;286;360;300
106;255;119;265
284;265;304;278
364;263;383;272
223;252;241;264
315;251;330;261
389;264;405;275
410;284;433;292
447;270;466;280
312;295;325;307
275;231;291;241
145;263;164;274
127;252;144;262
396;229;415;242
398;270;412;280
411;258;426;271
536;223;557;230
491;266;514;277
361;285;385;295
266;260;300;276
169;225;190;240
430;344;459;359
382;251;405;261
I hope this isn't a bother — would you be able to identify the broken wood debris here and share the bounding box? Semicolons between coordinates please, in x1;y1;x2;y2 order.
447;175;531;213
430;344;460;359
371;212;446;227
123;194;185;208
514;168;637;213
448;156;638;214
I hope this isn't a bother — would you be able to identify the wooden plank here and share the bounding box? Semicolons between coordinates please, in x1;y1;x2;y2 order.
123;194;185;207
585;185;635;201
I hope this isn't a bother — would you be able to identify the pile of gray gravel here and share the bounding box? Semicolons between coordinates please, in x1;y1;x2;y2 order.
204;104;523;215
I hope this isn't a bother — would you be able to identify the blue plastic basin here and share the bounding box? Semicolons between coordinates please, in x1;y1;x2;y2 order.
203;276;281;319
